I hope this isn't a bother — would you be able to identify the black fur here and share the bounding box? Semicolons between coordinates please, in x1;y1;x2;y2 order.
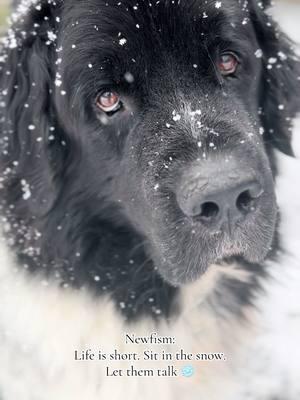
0;0;299;321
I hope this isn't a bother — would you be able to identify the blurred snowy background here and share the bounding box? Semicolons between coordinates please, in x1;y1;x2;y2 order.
0;1;9;28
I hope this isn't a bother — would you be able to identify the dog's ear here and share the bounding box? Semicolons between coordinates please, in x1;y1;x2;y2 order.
0;1;64;214
250;0;300;156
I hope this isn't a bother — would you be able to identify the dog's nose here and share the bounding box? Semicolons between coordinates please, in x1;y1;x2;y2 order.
177;164;263;232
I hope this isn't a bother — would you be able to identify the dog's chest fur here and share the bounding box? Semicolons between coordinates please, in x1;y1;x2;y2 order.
1;236;300;400
0;238;256;400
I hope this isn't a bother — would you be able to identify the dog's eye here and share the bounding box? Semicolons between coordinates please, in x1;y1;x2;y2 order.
218;53;239;76
96;91;122;113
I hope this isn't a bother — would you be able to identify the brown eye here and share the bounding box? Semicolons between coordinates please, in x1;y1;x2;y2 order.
96;91;121;113
218;53;239;76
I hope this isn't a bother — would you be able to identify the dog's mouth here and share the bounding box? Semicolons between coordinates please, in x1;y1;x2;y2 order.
150;219;277;286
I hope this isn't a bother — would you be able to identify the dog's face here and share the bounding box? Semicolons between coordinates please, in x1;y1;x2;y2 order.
0;0;299;288
55;0;288;285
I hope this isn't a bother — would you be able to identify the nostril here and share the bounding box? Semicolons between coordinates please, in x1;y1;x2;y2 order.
236;190;256;214
198;202;220;220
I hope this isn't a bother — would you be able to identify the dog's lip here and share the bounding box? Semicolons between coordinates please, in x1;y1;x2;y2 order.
152;220;274;286
158;266;205;287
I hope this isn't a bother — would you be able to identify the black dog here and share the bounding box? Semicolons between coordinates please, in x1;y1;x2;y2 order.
0;0;299;398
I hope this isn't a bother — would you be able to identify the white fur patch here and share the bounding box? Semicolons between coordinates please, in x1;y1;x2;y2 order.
1;234;299;399
0;238;256;400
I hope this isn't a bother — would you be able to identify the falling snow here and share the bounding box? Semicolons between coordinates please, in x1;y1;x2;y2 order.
119;38;127;46
47;31;57;42
20;179;31;200
172;110;181;122
124;72;134;83
255;49;263;58
268;57;277;64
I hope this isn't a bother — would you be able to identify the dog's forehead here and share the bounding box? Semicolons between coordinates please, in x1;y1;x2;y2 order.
61;0;254;78
62;0;251;45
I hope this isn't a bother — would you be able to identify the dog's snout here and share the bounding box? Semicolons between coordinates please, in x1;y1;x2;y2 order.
177;160;264;232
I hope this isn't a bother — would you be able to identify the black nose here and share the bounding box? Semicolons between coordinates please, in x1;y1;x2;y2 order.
177;164;264;232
